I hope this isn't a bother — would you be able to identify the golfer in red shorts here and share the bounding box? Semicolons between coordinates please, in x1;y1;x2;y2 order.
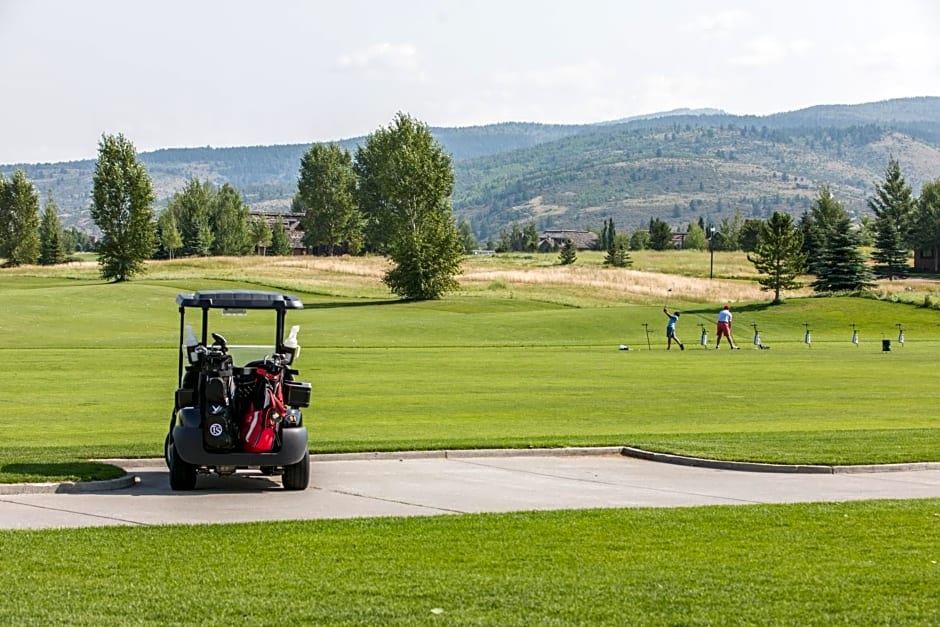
715;304;739;349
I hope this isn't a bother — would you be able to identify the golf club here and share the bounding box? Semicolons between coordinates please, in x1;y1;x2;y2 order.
663;287;673;309
642;322;651;351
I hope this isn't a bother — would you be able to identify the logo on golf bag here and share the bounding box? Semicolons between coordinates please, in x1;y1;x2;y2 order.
208;423;223;437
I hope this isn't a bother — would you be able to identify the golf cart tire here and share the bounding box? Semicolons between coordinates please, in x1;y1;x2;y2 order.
168;442;198;491
282;449;310;491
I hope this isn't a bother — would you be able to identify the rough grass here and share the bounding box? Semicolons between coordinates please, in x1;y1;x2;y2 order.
1;500;939;625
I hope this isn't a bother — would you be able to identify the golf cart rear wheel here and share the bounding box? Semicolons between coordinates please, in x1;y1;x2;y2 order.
168;441;198;491
282;449;309;490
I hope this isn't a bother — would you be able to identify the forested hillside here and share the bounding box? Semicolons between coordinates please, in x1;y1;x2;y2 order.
3;97;939;241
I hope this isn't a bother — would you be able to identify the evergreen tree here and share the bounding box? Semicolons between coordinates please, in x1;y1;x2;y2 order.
811;217;874;293
606;235;633;268
270;215;293;256
558;239;577;265
747;212;807;304
648;218;673;250
868;158;915;278
296;143;361;256
39;193;68;265
910;179;940;258
354;112;463;300
0;170;41;266
91;133;156;281
738;219;763;252
801;186;850;275
605;219;616;258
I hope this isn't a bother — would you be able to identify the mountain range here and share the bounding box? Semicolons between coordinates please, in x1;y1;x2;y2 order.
3;97;940;242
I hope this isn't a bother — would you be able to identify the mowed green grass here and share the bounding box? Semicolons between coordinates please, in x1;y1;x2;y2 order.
1;500;939;625
1;273;939;480
2;264;940;625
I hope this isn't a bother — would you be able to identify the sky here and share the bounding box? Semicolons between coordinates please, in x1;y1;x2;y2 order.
2;0;939;165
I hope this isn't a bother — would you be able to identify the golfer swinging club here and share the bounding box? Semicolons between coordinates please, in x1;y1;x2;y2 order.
715;304;739;350
663;307;684;350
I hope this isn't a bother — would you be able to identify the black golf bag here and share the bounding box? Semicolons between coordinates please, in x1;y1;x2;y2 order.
199;346;238;451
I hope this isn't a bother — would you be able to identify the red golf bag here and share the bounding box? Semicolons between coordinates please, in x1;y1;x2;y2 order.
240;364;287;453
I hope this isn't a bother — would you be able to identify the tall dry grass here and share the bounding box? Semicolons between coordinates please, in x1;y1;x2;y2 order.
10;251;938;307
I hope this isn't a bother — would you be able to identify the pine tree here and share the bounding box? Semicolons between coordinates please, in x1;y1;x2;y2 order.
605;235;633;268
747;212;807;304
559;239;577;265
868;158;915;278
39;193;68;265
802;186;849;275
811;217;874;293
604;219;619;264
910;178;940;263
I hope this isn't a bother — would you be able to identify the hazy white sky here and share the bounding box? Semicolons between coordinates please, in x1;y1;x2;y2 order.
1;0;938;164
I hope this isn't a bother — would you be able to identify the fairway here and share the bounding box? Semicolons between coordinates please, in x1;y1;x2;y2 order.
1;263;939;475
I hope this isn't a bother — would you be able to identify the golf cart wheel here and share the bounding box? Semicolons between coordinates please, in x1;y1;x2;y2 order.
282;449;310;491
168;441;198;491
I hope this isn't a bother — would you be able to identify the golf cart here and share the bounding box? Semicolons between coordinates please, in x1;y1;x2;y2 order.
165;290;312;491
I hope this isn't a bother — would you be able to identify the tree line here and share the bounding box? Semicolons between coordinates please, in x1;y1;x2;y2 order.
4;124;939;304
0;113;465;300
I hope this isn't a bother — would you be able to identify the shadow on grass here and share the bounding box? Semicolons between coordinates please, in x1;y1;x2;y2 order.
682;302;780;317
303;299;403;310
0;461;125;483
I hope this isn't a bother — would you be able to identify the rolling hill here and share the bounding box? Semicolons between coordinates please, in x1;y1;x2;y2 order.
2;97;939;241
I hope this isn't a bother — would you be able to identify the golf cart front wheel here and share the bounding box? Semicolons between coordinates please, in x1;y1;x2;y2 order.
168;441;198;491
282;450;310;491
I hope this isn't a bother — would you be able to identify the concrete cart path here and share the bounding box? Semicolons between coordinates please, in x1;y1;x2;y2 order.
3;451;940;530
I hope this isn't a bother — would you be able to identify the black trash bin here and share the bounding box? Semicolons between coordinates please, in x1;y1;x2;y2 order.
882;339;891;352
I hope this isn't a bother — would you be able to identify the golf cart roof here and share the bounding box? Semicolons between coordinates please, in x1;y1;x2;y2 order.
176;290;304;311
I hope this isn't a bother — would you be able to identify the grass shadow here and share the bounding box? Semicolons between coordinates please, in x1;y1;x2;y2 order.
1;461;125;482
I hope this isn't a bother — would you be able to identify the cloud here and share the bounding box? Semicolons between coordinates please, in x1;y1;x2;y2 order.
681;9;749;34
731;36;813;67
336;43;429;81
492;61;615;90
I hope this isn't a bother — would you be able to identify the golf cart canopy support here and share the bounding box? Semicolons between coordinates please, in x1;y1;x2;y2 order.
176;290;305;386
